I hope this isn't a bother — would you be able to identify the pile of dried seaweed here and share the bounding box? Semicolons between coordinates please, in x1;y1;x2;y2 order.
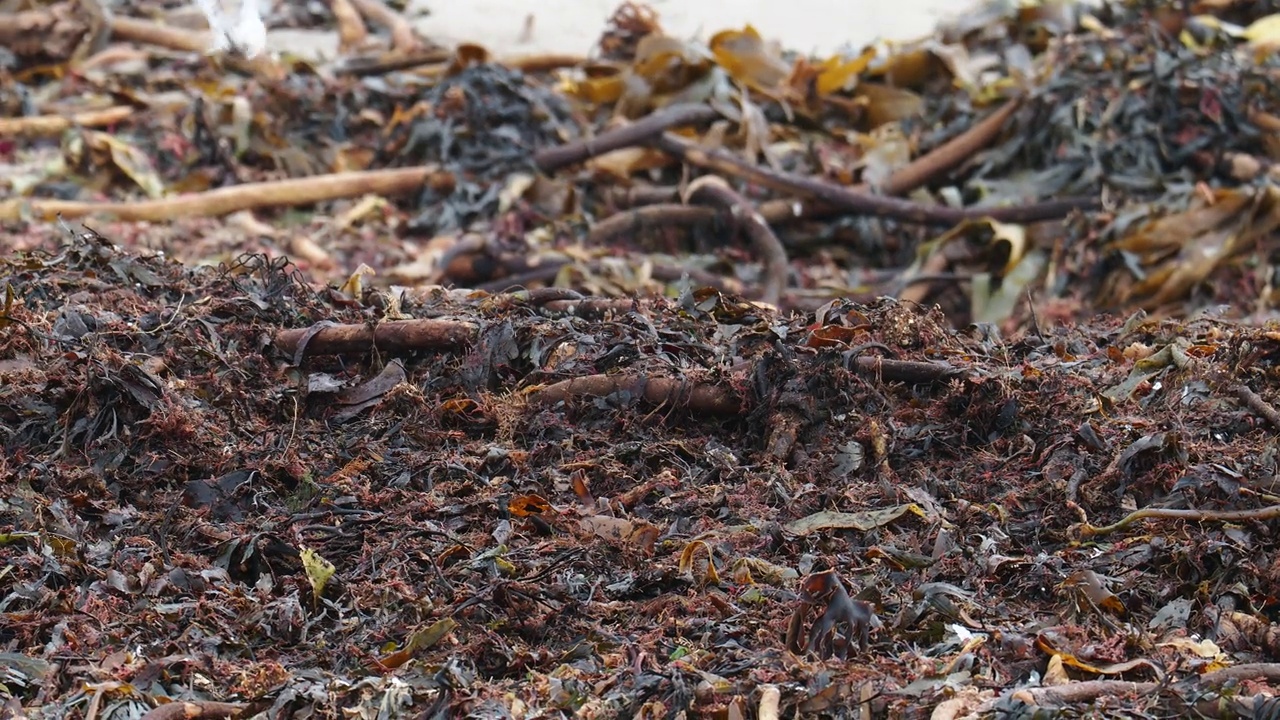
8;0;1280;717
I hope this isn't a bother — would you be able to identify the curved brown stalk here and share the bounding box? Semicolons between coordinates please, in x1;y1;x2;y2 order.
877;97;1024;197
683;176;788;305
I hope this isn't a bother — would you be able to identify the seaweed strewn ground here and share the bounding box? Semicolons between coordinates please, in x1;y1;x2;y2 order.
7;1;1280;717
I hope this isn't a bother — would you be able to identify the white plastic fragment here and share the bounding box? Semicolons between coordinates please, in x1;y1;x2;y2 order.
193;0;268;59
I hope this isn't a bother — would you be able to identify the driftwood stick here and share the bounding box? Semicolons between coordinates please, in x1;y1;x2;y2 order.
587;204;721;246
876;97;1024;197
0;167;441;222
346;0;422;52
533;104;720;173
653;132;1096;226
139;700;245;720
1236;384;1280;431
274;319;478;361
529;374;742;414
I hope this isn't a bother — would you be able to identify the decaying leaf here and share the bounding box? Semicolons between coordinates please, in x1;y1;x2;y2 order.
300;546;335;600
1061;569;1126;617
1106;187;1280;309
84;130;165;199
375;618;458;671
509;493;552;517
730;556;799;585
708;25;791;94
813;47;877;97
579;514;660;553
785;504;924;536
678;539;721;585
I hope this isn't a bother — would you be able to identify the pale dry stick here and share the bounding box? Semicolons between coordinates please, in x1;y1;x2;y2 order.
1200;662;1280;684
108;15;283;80
101;15;204;52
84;681;114;720
78;45;152;71
0;167;443;222
347;0;422;52
1080;503;1280;538
328;0;369;52
1010;680;1160;707
758;685;781;720
0;106;134;138
138;700;245;720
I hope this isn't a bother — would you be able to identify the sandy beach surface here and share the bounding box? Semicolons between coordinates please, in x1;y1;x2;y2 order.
408;0;963;57
266;0;972;61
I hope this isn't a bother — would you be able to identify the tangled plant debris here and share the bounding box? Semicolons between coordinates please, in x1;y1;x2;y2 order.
8;0;1280;717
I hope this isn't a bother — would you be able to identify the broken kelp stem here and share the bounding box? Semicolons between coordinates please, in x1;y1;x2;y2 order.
1079;503;1280;538
1236;384;1280;431
532;103;721;172
529;374;742;414
531;356;963;415
652;132;1098;226
0;167;444;222
275;319;477;362
597;97;1027;224
138;700;245;720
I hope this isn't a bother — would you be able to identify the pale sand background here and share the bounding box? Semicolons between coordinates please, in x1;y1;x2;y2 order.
408;0;963;57
268;0;971;60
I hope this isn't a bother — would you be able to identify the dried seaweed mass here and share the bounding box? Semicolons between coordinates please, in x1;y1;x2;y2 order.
8;0;1280;718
